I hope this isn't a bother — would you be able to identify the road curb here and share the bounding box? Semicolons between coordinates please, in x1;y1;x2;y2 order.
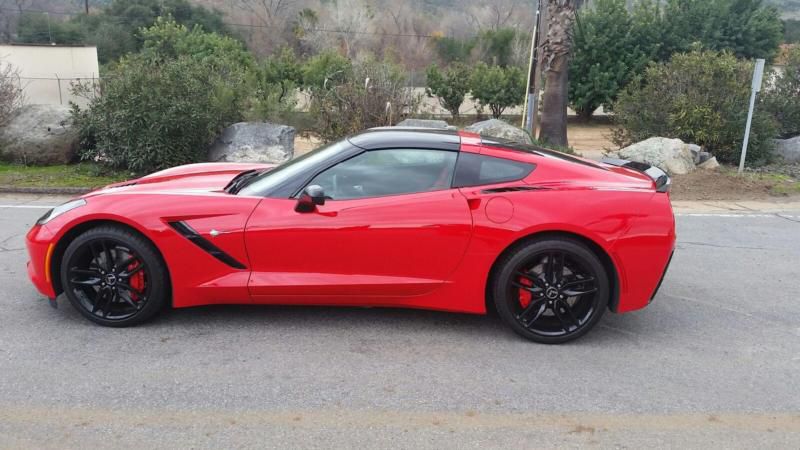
0;186;92;195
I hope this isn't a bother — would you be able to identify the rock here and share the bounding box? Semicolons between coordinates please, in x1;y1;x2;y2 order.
687;143;702;163
0;104;77;165
775;136;800;163
395;119;456;130
611;137;696;175
208;122;295;164
697;151;712;164
697;156;720;170
464;119;534;145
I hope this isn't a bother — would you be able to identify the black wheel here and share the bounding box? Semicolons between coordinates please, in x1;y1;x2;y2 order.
60;225;168;327
492;237;609;344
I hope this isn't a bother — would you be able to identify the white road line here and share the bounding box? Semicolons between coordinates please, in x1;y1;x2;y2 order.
676;213;799;218
0;204;55;209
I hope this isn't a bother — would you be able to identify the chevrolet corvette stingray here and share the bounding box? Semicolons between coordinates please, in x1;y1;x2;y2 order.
26;128;675;343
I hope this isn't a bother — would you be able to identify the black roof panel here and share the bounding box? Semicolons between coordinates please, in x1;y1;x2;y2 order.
348;128;461;151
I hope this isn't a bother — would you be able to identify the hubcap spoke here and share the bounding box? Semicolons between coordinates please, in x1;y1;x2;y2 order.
117;281;143;297
552;307;575;332
70;277;102;286
119;263;143;278
557;299;582;328
518;300;547;326
515;271;545;289
511;280;543;295
563;287;598;297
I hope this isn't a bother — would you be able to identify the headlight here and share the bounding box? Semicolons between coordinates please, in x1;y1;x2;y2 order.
36;199;86;225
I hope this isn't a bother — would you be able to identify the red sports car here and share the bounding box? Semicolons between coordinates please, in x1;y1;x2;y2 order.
26;129;675;343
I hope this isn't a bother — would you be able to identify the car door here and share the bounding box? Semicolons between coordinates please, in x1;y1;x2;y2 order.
245;148;474;303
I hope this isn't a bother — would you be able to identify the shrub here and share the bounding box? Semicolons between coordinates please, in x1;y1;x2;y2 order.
0;61;24;126
425;63;471;119
762;47;800;138
469;63;525;118
308;56;417;142
612;50;778;165
71;21;251;173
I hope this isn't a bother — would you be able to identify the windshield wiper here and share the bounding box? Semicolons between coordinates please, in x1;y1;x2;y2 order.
225;169;262;194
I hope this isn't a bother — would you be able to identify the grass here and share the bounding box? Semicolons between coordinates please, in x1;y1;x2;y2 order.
0;163;130;189
758;173;800;196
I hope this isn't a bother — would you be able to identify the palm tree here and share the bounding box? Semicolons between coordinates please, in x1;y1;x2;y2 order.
538;0;583;147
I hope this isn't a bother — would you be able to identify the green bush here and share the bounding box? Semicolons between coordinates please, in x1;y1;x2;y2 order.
469;63;525;118
425;63;471;119
71;21;251;173
612;50;778;165
762;47;800;138
308;56;417;142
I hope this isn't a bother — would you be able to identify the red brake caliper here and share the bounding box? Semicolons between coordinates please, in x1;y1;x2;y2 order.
518;277;533;308
128;260;145;301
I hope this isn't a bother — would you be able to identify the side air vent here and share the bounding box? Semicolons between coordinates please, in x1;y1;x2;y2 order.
481;186;549;194
168;221;247;269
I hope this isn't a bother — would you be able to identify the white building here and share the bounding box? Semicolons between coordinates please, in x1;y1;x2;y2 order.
0;43;100;106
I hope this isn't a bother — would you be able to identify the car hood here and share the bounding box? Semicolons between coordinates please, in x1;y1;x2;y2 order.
86;162;276;196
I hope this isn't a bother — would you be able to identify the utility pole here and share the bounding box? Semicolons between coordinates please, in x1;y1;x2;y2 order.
522;0;543;135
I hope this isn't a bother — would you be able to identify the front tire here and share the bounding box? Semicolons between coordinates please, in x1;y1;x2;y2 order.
60;225;168;327
492;237;609;344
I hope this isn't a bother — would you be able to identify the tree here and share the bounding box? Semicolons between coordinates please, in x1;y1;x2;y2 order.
259;47;304;103
15;12;85;44
77;0;233;64
661;0;782;61
569;0;659;119
302;50;352;91
431;36;477;65
425;63;471;119
612;50;778;165
477;27;518;67
785;19;800;44
469;63;525;118
0;59;24;127
539;0;582;147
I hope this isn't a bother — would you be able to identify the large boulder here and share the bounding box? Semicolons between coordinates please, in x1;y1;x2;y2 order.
775;136;800;163
395;118;456;130
0;104;77;165
208;122;295;164
611;137;696;175
465;119;534;145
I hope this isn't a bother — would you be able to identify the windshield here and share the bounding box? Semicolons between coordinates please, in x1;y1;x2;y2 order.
237;140;351;197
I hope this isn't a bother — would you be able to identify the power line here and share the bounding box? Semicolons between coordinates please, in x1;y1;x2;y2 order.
0;6;439;40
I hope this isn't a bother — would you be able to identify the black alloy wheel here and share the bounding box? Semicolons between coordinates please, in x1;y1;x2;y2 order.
493;237;609;344
60;226;168;327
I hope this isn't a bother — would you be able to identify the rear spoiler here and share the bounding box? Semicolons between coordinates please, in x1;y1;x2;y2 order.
601;157;671;193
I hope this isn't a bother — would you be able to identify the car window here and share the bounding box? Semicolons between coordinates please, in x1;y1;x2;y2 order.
237;140;353;197
307;149;458;200
453;153;535;188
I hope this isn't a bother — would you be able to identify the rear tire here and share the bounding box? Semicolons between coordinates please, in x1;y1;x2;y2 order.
492;237;609;344
60;225;168;327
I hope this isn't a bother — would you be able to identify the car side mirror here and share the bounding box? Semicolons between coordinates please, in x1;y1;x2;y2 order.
295;185;326;212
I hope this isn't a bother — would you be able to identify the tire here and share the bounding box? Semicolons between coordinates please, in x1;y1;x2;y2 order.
60;225;169;327
492;237;609;344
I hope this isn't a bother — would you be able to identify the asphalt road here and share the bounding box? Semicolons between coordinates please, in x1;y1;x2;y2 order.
0;194;798;449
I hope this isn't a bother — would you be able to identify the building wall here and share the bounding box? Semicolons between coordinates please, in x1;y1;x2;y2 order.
0;44;100;107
